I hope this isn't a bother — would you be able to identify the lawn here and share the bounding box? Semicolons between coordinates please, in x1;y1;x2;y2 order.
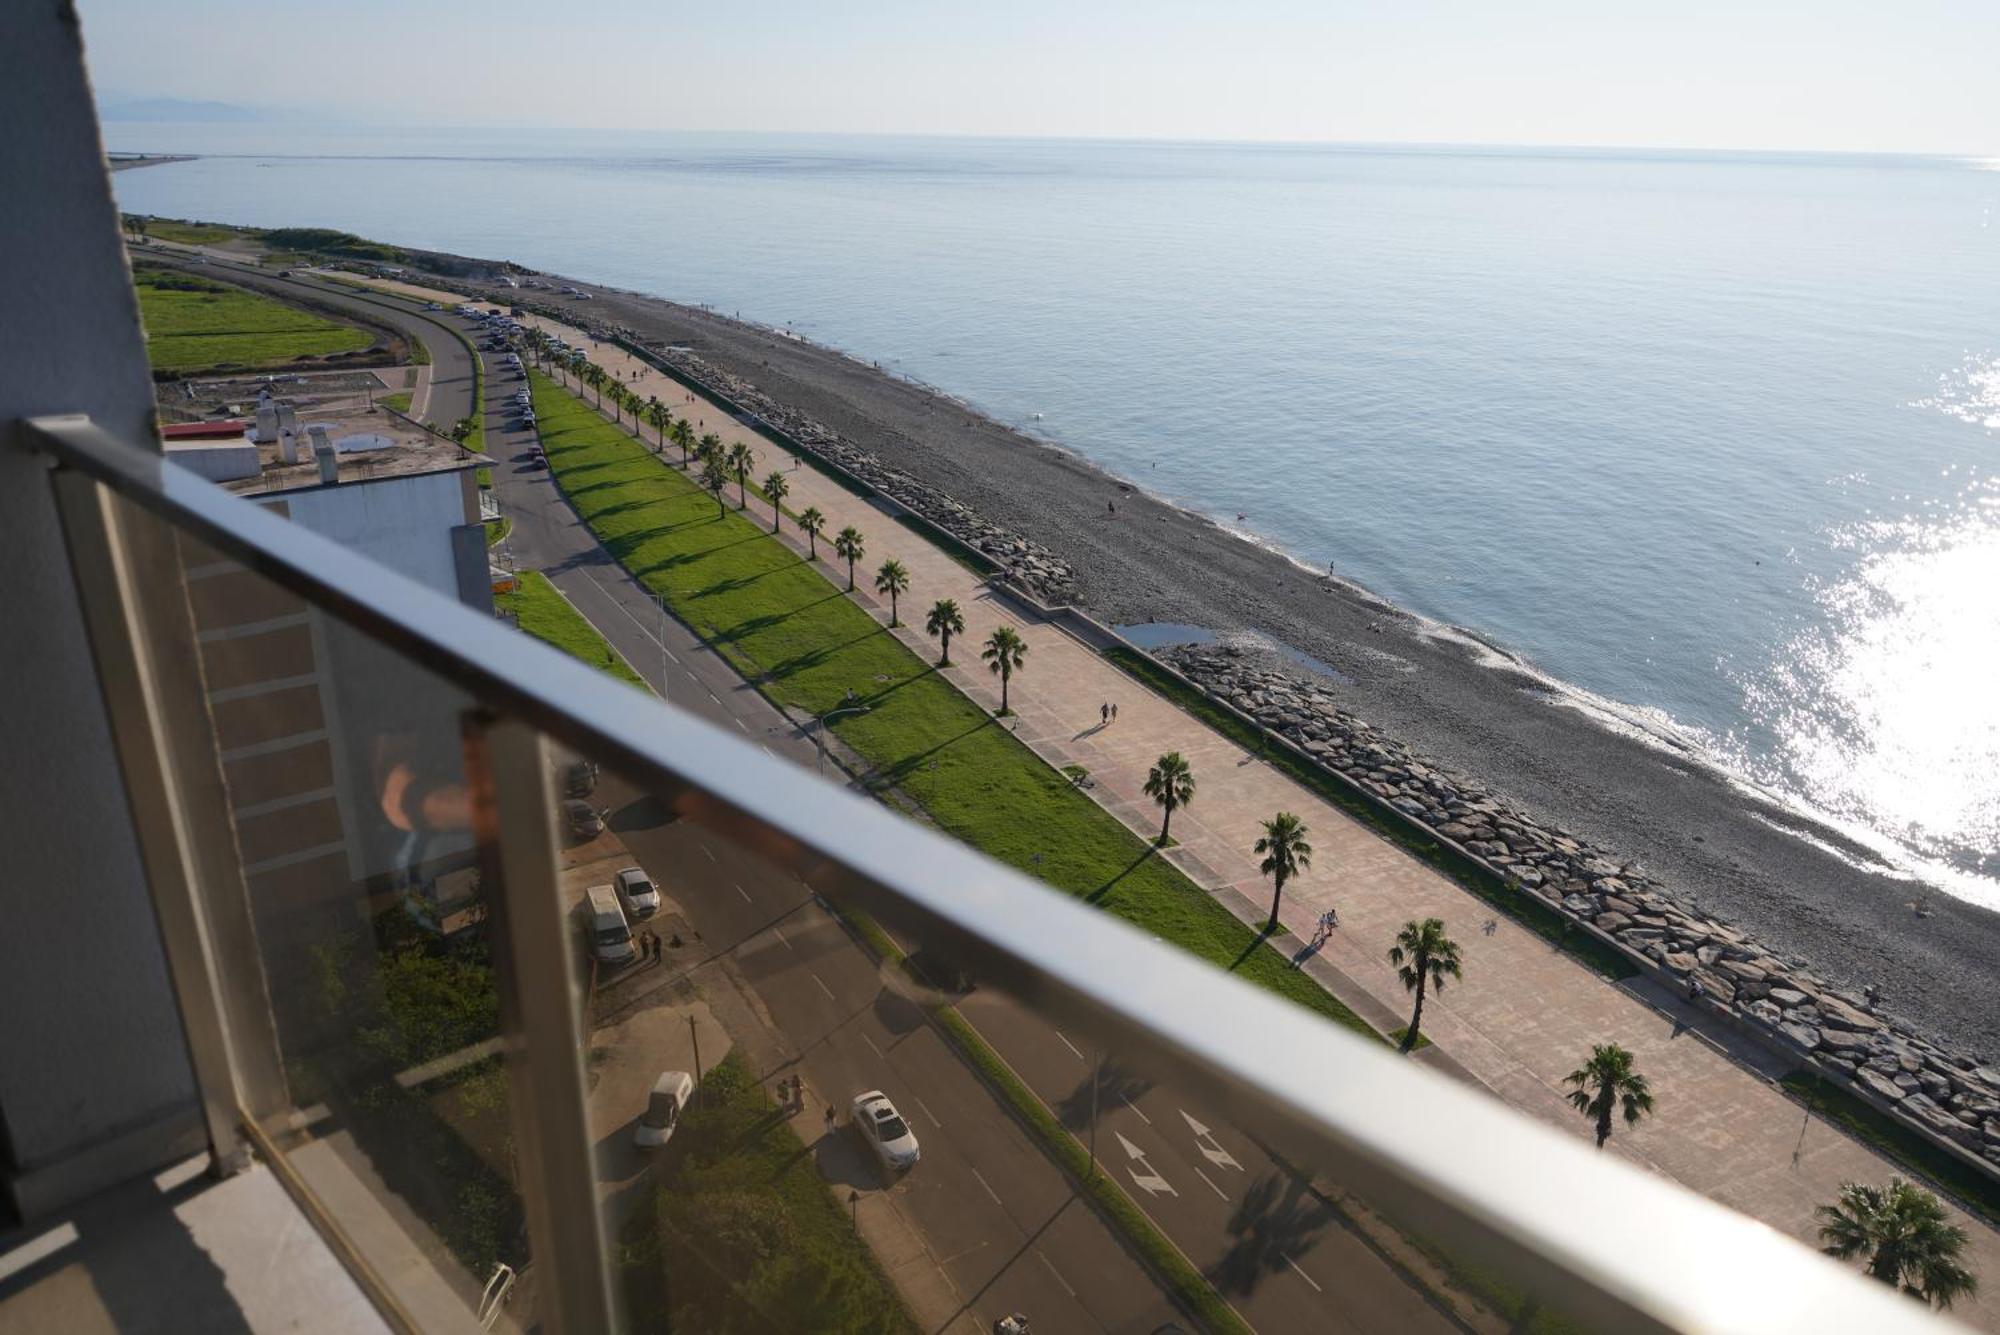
140;219;245;246
497;571;650;692
379;390;412;415
529;369;1376;1040
134;267;372;373
621;1054;916;1334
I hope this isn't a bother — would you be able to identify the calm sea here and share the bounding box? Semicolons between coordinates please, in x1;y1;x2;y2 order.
104;126;2000;906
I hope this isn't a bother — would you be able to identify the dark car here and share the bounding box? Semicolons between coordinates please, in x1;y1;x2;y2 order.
563;759;599;798
562;798;604;842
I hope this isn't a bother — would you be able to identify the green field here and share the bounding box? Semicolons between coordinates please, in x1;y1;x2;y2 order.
134;268;372;373
379;390;412;414
529;369;1376;1039
497;571;649;692
140;220;245;246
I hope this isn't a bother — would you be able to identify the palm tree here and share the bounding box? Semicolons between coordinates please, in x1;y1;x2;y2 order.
607;381;624;425
726;441;755;508
696;431;722;467
981;625;1027;714
1817;1178;1977;1310
874;559;910;626
925;598;964;665
1143;752;1195;845
1254;812;1312;934
647;396;666;449
1563;1043;1655;1150
799;506;826;559
834;526;865;591
1389;918;1462;1054
762;471;789;531
670;419;695;466
699;455;730;518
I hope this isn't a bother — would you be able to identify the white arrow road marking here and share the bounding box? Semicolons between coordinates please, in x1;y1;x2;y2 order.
1180;1110;1244;1172
1115;1131;1178;1198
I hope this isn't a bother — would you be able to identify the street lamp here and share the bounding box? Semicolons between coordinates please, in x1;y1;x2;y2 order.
815;699;870;776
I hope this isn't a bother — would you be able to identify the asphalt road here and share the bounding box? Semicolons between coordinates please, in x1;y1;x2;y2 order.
482;340;1463;1332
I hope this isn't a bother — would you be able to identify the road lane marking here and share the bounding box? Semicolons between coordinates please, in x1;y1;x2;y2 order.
1192;1166;1229;1201
1180;1110;1244;1171
770;924;791;950
1036;1250;1077;1298
912;1095;941;1128
1114;1132;1177;1198
702;847;717;863
735;718;749;732
735;882;753;903
1285;1254;1323;1293
1120;1094;1152;1126
811;972;836;1000
969;1168;1004;1207
860;1033;883;1058
1053;1029;1086;1062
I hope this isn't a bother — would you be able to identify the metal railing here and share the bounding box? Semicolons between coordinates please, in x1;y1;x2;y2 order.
23;411;1950;1334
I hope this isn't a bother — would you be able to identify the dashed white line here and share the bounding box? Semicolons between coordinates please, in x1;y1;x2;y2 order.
811;972;836;1001
735;882;753;903
770;924;792;951
701;847;717;863
734;717;749;733
860;1033;884;1058
912;1095;942;1129
1120;1094;1152;1126
1192;1166;1229;1201
1036;1250;1077;1298
969;1167;1004;1207
1285;1254;1323;1293
1053;1030;1086;1062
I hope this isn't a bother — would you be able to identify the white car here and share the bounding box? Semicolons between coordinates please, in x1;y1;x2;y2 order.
615;866;661;919
851;1091;920;1171
634;1070;693;1148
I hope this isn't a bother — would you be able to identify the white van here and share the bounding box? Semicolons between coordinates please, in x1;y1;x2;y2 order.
635;1070;694;1147
581;884;635;965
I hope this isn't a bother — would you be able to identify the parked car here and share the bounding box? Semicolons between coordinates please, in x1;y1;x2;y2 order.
579;884;634;965
614;866;661;919
562;798;604;842
563;758;598;797
851;1091;920;1171
634;1071;693;1147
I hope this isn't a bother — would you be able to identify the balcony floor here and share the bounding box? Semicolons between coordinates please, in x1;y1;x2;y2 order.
0;1153;389;1335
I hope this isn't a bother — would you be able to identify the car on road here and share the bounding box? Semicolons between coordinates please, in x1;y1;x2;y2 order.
851;1091;920;1172
614;867;661;919
563;758;599;797
562;798;605;842
579;883;635;965
634;1071;693;1147
525;454;548;470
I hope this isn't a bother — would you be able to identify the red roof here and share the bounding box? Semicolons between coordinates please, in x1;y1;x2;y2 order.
161;420;251;440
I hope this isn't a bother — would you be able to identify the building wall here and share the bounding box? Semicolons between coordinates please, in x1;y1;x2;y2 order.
279;469;472;598
0;1;199;1217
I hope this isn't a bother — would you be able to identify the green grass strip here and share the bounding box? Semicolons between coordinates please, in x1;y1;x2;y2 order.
496;571;649;692
1104;646;1637;982
1781;1070;2000;1230
529;368;1376;1043
485;516;511;548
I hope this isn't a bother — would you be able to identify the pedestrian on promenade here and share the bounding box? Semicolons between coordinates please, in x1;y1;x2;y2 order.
824;1105;837;1135
1111;702;1119;722
1100;702;1109;726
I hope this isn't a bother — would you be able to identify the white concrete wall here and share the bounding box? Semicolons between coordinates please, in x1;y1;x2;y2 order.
276;470;470;599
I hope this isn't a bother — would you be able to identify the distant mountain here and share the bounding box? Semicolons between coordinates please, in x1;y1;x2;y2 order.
98;96;267;123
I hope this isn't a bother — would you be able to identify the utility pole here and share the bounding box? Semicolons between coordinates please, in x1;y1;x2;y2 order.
655;592;670;703
689;1014;702;1095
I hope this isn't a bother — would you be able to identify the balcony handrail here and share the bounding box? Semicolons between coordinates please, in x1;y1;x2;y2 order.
22;413;1947;1333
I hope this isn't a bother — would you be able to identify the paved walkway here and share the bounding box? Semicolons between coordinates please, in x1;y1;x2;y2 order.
367;278;2000;1323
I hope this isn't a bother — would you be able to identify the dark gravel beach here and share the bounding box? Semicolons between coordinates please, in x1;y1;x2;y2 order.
498;272;2000;1063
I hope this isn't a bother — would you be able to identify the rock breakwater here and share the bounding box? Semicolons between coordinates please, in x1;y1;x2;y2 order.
1162;638;2000;1172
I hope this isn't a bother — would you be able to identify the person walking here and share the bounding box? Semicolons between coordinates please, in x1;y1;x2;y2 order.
1111;702;1119;722
1100;702;1109;726
824;1105;837;1135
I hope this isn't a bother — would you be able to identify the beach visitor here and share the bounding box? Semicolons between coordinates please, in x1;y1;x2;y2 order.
1101;702;1109;725
1111;703;1119;722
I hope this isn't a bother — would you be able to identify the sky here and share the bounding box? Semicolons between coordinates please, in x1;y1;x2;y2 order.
80;0;2000;157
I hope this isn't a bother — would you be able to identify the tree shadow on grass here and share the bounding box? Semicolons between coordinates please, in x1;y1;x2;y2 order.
1208;1172;1333;1298
853;664;938;711
760;625;897;685
1085;847;1157;905
1227;922;1283;973
867;716;996;789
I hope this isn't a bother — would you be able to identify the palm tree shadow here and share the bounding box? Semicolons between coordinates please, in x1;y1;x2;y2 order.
1085;847;1155;904
1207;1172;1334;1297
854;664;938;710
1052;1060;1154;1133
869;716;994;788
1227;923;1281;972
